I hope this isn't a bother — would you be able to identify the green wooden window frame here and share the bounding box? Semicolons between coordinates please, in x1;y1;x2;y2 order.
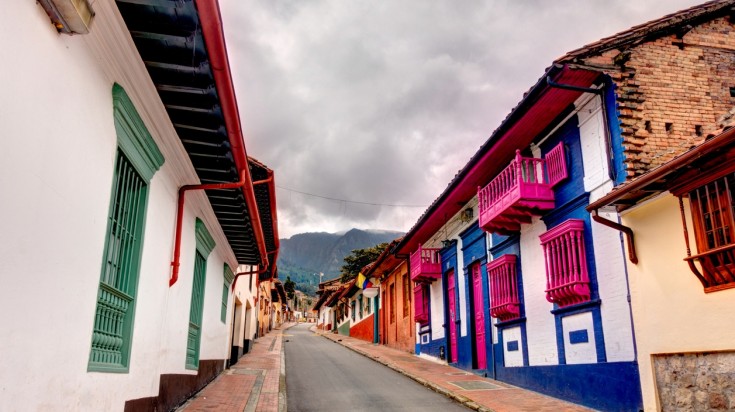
88;84;164;373
221;264;234;323
186;218;215;370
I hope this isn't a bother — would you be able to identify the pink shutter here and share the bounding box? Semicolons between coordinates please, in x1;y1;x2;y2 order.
546;142;567;187
414;284;428;323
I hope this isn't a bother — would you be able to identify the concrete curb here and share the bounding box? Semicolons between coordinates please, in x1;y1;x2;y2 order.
279;323;297;412
316;332;496;412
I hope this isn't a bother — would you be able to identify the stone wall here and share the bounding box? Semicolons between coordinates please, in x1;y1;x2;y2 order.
653;351;735;411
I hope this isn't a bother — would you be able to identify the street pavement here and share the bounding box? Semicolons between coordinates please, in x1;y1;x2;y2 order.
285;323;470;412
176;323;291;412
316;329;595;412
176;321;595;412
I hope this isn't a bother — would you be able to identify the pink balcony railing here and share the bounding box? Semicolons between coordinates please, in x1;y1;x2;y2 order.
487;254;521;321
540;219;591;308
478;149;558;234
410;244;442;283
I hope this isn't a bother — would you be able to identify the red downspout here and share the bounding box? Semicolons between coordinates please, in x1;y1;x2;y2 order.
170;170;270;286
231;266;270;292
191;0;269;271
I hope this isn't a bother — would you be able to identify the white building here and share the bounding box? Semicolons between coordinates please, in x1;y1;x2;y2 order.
0;0;278;410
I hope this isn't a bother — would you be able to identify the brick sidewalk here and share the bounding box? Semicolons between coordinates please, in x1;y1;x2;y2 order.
316;329;595;412
176;323;295;412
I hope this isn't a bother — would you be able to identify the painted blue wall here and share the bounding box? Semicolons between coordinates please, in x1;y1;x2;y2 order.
459;223;491;373
604;77;627;186
440;242;460;365
495;361;642;412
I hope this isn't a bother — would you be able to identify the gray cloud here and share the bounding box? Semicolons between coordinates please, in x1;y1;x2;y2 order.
221;0;702;238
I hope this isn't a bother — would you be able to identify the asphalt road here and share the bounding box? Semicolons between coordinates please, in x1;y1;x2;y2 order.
284;323;470;412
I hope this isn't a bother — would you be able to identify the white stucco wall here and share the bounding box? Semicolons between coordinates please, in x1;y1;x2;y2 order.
429;279;445;340
519;218;558;366
623;194;735;411
561;312;597;364
0;1;239;410
579;96;636;363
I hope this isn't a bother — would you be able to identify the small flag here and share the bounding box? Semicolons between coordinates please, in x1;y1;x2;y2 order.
356;272;373;289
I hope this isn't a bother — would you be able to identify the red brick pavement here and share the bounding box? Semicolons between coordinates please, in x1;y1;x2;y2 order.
317;329;596;412
177;323;294;412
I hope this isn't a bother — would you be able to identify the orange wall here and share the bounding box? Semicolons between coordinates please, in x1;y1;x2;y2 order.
382;261;414;353
350;314;374;342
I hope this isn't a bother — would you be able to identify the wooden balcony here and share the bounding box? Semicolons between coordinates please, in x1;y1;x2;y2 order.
540;219;591;308
487;254;521;322
410;244;442;283
478;146;566;235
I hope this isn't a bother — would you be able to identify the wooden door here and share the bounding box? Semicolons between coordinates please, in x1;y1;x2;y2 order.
447;269;458;363
472;263;487;369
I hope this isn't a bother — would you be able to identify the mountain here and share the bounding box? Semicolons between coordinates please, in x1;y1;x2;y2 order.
277;228;403;296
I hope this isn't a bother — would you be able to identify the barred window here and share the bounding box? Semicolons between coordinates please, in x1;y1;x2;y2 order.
685;173;735;291
88;151;148;372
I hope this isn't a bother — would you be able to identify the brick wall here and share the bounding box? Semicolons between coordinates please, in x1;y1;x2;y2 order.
579;17;735;179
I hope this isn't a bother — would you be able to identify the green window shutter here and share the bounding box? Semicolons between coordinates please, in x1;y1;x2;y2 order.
186;252;207;370
221;264;234;323
89;85;162;373
89;150;148;372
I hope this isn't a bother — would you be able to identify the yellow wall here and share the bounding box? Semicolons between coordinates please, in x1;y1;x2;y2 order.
622;194;735;411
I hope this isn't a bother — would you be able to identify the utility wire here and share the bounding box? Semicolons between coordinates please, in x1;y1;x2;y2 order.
276;185;428;208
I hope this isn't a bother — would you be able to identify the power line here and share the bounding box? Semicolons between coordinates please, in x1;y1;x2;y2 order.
275;185;428;208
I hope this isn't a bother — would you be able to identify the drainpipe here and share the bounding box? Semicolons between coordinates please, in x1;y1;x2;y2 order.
190;0;270;281
546;74;616;182
231;266;270;292
169;170;270;286
590;209;638;264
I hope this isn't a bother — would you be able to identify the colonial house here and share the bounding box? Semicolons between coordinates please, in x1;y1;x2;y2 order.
587;127;735;411
363;240;414;352
313;278;342;331
1;0;278;411
393;1;735;410
229;265;259;366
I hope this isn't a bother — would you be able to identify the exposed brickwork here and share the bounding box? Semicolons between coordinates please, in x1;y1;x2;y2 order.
653;351;735;411
575;17;735;179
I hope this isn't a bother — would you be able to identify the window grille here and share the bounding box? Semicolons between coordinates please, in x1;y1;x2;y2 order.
684;173;735;291
221;264;234;323
486;254;521;321
351;301;356;321
186;252;207;369
89;150;147;371
540;219;591;308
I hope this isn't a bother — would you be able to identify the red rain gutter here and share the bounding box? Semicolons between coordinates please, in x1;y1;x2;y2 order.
171;170;251;286
252;167;280;274
194;0;269;265
231;266;270;292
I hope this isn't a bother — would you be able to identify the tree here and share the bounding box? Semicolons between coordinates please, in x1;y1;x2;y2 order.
340;242;388;282
284;276;296;301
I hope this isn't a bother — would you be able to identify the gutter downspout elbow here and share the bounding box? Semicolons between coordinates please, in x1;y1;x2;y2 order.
591;209;638;264
169;170;270;287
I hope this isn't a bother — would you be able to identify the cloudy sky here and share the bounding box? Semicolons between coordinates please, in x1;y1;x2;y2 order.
220;0;702;239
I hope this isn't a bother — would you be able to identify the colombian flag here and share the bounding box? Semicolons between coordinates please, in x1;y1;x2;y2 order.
356;272;373;289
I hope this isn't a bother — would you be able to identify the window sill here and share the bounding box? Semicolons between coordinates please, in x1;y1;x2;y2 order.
551;299;601;316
